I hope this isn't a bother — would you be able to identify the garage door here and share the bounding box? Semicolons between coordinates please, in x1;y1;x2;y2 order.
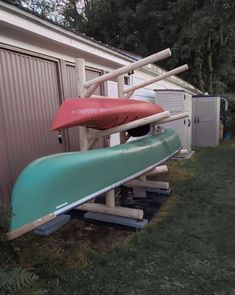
0;49;64;203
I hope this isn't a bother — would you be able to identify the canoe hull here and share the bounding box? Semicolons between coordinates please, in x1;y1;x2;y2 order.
9;129;181;238
51;98;164;130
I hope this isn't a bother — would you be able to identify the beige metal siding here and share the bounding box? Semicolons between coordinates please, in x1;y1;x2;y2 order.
64;64;81;151
85;68;107;149
0;49;64;202
65;64;80;98
0;96;11;203
62;64;105;151
86;68;103;96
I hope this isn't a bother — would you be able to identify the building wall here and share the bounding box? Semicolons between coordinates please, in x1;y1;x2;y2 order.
0;46;103;203
0;2;201;203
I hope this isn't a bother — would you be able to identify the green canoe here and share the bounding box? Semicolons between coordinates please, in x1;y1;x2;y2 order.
8;128;181;239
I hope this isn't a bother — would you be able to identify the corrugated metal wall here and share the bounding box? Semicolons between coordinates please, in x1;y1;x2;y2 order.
0;90;11;203
86;68;103;96
85;68;107;149
62;64;105;151
0;48;106;203
0;49;64;203
63;64;81;151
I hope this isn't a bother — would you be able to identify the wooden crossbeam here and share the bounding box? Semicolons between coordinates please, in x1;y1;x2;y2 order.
87;111;170;140
84;48;171;89
123;64;189;95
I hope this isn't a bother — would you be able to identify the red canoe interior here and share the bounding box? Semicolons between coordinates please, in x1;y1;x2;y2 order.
51;97;164;131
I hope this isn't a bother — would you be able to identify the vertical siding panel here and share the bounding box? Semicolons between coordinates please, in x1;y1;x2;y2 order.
86;69;103;95
64;65;80;151
64;65;105;151
0;49;64;202
0;51;11;203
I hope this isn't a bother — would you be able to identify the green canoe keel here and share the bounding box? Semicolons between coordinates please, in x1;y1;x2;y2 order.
8;129;181;239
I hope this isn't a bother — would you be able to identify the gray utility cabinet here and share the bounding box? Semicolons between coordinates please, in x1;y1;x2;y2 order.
154;90;192;152
192;96;220;147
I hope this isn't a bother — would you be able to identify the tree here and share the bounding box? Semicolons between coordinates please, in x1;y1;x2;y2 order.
164;0;235;94
17;0;67;23
16;0;235;94
63;0;235;95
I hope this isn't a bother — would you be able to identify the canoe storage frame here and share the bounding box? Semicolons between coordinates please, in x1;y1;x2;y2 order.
71;49;189;225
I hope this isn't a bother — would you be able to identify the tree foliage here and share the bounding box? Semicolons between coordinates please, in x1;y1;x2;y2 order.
62;0;235;94
16;0;67;22
15;0;235;94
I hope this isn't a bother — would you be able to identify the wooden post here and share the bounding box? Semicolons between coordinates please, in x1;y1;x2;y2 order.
76;59;90;151
117;75;127;144
105;190;116;208
117;75;125;97
105;75;125;209
76;58;85;98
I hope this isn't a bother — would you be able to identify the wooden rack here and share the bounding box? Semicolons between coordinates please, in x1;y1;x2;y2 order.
74;48;189;220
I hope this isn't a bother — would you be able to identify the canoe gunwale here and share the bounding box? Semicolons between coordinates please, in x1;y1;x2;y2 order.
54;146;181;215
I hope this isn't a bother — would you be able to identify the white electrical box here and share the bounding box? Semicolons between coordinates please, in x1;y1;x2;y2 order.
192;96;220;147
154;90;192;152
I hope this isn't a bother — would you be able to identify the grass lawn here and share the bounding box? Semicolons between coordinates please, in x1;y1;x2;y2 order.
1;139;235;294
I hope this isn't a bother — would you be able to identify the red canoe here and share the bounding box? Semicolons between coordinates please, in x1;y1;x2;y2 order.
51;98;164;131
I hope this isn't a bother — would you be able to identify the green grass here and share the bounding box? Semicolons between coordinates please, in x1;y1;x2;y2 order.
2;140;235;294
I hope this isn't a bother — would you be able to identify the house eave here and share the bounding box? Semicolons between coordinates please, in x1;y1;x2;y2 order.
0;1;201;94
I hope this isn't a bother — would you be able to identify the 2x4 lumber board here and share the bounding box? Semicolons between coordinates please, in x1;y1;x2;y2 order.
87;111;170;140
133;186;147;198
123;64;189;95
125;179;170;190
34;214;71;236
84;212;148;229
84;49;172;88
7;213;57;240
145;188;172;195
77;203;144;220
